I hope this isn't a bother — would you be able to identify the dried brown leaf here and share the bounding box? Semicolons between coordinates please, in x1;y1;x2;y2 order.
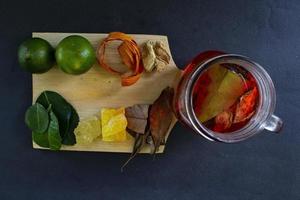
125;105;149;134
127;118;148;134
121;133;144;171
150;87;174;153
125;104;149;119
121;128;151;171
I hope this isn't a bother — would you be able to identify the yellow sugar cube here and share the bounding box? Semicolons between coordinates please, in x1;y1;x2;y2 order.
74;116;102;145
101;108;128;142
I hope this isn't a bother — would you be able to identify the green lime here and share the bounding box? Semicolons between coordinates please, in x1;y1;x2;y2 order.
55;35;96;75
18;38;54;73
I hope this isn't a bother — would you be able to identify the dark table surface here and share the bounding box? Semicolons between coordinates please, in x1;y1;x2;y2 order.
1;0;299;199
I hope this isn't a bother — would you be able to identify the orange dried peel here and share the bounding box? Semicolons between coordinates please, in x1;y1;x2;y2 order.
234;86;258;123
118;42;135;69
97;32;143;86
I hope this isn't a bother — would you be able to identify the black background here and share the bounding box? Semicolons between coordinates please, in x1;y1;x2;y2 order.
0;0;299;199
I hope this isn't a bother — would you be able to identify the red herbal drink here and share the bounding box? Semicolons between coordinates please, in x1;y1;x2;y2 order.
174;51;282;142
192;62;259;133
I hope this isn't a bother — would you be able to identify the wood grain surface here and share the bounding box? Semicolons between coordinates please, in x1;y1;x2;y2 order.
32;32;181;153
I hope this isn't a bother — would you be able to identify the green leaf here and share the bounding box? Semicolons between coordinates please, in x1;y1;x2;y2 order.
48;111;62;150
36;91;79;145
25;103;49;133
32;131;49;148
197;67;245;122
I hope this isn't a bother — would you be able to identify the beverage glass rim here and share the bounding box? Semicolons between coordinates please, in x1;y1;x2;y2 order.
184;54;276;143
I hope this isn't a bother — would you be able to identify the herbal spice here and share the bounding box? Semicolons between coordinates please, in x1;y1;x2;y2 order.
233;87;258;123
125;104;149;134
121;105;150;170
193;63;259;133
142;40;170;72
97;32;143;86
121;129;150;171
122;88;174;170
150;87;174;153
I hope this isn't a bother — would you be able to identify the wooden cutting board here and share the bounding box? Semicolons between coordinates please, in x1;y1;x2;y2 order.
32;32;181;153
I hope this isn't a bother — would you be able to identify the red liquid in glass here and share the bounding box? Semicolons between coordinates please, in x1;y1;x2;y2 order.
174;51;224;122
193;62;259;133
175;51;259;133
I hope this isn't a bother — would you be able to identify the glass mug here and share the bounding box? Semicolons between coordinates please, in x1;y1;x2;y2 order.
174;51;283;143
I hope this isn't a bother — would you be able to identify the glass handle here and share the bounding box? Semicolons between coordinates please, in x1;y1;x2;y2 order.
263;114;283;133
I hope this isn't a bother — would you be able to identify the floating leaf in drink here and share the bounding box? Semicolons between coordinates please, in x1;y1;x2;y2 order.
195;64;246;123
193;63;259;133
234;87;258;123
